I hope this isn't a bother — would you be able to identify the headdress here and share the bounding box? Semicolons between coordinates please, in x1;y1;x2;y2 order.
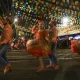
49;20;56;25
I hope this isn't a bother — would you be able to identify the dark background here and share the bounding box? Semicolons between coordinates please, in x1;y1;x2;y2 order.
0;0;12;16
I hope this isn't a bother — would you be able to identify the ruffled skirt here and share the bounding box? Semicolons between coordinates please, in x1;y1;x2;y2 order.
71;40;80;55
26;39;52;58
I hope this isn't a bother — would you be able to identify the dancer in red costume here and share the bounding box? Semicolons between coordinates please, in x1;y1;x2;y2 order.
71;39;80;55
26;21;51;72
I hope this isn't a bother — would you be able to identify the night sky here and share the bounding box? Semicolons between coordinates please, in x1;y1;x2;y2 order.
0;0;12;15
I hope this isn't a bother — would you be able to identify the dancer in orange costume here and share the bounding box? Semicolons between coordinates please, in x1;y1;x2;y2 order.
0;17;13;74
46;20;59;70
71;39;80;55
26;20;51;72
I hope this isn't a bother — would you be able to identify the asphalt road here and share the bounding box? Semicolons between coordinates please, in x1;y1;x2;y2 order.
0;49;80;80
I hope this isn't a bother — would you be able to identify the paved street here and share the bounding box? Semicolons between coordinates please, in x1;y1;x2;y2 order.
0;49;80;80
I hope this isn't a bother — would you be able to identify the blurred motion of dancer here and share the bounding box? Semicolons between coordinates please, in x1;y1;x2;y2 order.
26;20;51;72
0;17;13;74
71;39;80;55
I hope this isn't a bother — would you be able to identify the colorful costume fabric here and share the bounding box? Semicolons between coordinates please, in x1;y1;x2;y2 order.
71;40;80;55
0;23;13;74
26;27;51;58
1;24;13;44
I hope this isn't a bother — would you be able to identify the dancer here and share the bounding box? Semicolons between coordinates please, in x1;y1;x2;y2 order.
46;20;59;70
0;17;13;74
71;39;80;55
26;20;51;72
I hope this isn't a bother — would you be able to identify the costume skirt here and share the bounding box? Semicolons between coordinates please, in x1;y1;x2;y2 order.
26;39;51;58
71;40;80;55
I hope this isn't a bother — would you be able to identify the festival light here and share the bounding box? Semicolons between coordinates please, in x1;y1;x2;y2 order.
14;18;18;23
61;17;70;27
62;17;69;24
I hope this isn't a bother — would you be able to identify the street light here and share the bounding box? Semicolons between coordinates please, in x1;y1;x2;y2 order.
62;17;69;23
14;18;18;23
62;16;69;27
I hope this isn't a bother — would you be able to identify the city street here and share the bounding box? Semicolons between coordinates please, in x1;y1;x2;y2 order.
0;49;80;80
